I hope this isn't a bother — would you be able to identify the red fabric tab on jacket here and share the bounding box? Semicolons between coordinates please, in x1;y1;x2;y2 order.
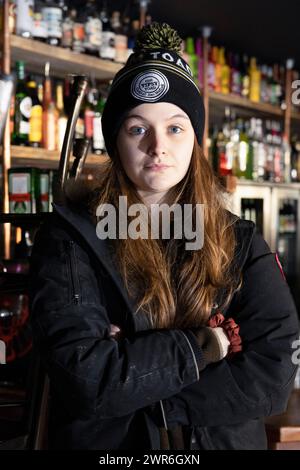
275;253;286;281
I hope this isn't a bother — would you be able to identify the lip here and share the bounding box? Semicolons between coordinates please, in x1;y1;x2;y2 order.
144;164;171;171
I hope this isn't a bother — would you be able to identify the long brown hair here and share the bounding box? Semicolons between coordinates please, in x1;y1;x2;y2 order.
89;137;239;328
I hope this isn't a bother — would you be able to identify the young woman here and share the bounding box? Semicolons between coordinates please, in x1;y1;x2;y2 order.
30;23;299;450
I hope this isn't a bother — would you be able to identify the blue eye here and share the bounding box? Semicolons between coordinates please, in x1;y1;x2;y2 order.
169;126;182;134
130;126;146;135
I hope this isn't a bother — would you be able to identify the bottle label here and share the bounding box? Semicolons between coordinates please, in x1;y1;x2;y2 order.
20;120;30;135
29;104;43;143
84;109;94;139
100;32;116;60
58;116;68;151
16;0;34;36
42;7;62;39
20;96;32;119
93;116;105;149
115;34;128;63
33;15;47;39
62;20;73;48
85;17;102;50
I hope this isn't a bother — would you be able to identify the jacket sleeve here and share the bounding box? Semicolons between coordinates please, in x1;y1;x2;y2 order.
29;220;202;420
160;231;299;428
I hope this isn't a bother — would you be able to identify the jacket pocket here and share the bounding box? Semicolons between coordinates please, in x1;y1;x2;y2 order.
66;240;81;304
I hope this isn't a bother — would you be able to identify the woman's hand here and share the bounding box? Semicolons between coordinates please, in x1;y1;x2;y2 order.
109;324;121;339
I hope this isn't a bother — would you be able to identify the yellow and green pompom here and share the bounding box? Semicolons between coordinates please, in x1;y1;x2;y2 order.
134;22;182;53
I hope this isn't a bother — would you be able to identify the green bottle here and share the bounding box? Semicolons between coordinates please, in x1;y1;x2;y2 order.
185;37;198;85
13;61;31;145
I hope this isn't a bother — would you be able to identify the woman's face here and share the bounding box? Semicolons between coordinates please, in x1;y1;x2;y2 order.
116;102;194;203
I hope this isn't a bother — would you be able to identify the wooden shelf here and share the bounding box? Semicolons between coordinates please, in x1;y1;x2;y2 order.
209;90;284;117
11;35;122;81
10;145;109;169
291;109;300;122
236;178;300;190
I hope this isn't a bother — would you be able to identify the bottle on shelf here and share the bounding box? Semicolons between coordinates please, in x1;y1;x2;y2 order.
111;10;128;64
61;6;74;49
185;37;198;84
229;53;242;96
84;84;97;144
56;82;67;151
8;167;40;214
15;0;34;38
233;119;252;179
27;78;43;148
219;47;230;95
42;0;63;47
241;54;250;99
72;9;85;53
92;92;106;155
195;38;204;89
32;4;48;42
42;61;58;151
249;57;261;103
100;2;116;61
84;0;102;56
12;61;31;146
126;19;140;56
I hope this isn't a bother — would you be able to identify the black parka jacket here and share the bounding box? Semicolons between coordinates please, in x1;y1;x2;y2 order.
29;197;299;450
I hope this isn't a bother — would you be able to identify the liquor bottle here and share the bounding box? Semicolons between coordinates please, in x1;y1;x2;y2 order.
127;19;140;57
61;6;74;49
219;47;230;95
72;9;85;54
213;107;233;176
249;57;261;103
13;61;31;146
267;66;277;106
185;37;198;84
100;3;116;61
42;62;57;150
84;0;102;56
15;0;34;38
207;44;215;91
273;64;283;107
39;170;50;212
93;92;106;154
111;11;128;64
8;0;16;34
28;79;43;147
195;38;204;89
260;65;269;103
235;119;252;179
32;3;48;42
56;82;67;151
290;136;300;182
84;85;97;143
282;133;291;183
230;53;242;96
42;0;63;47
8;167;40;213
241;54;250;99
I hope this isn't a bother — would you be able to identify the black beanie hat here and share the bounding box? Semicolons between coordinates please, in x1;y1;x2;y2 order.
101;22;205;157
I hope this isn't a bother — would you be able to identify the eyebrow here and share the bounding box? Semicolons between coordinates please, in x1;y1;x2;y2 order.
124;113;190;122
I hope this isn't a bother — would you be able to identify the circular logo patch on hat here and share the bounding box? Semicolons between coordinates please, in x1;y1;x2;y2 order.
131;70;169;102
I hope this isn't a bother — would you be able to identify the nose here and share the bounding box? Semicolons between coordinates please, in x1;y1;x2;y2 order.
147;129;167;158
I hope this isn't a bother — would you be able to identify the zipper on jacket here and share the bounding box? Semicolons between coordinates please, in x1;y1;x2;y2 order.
160;400;168;430
67;240;80;304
